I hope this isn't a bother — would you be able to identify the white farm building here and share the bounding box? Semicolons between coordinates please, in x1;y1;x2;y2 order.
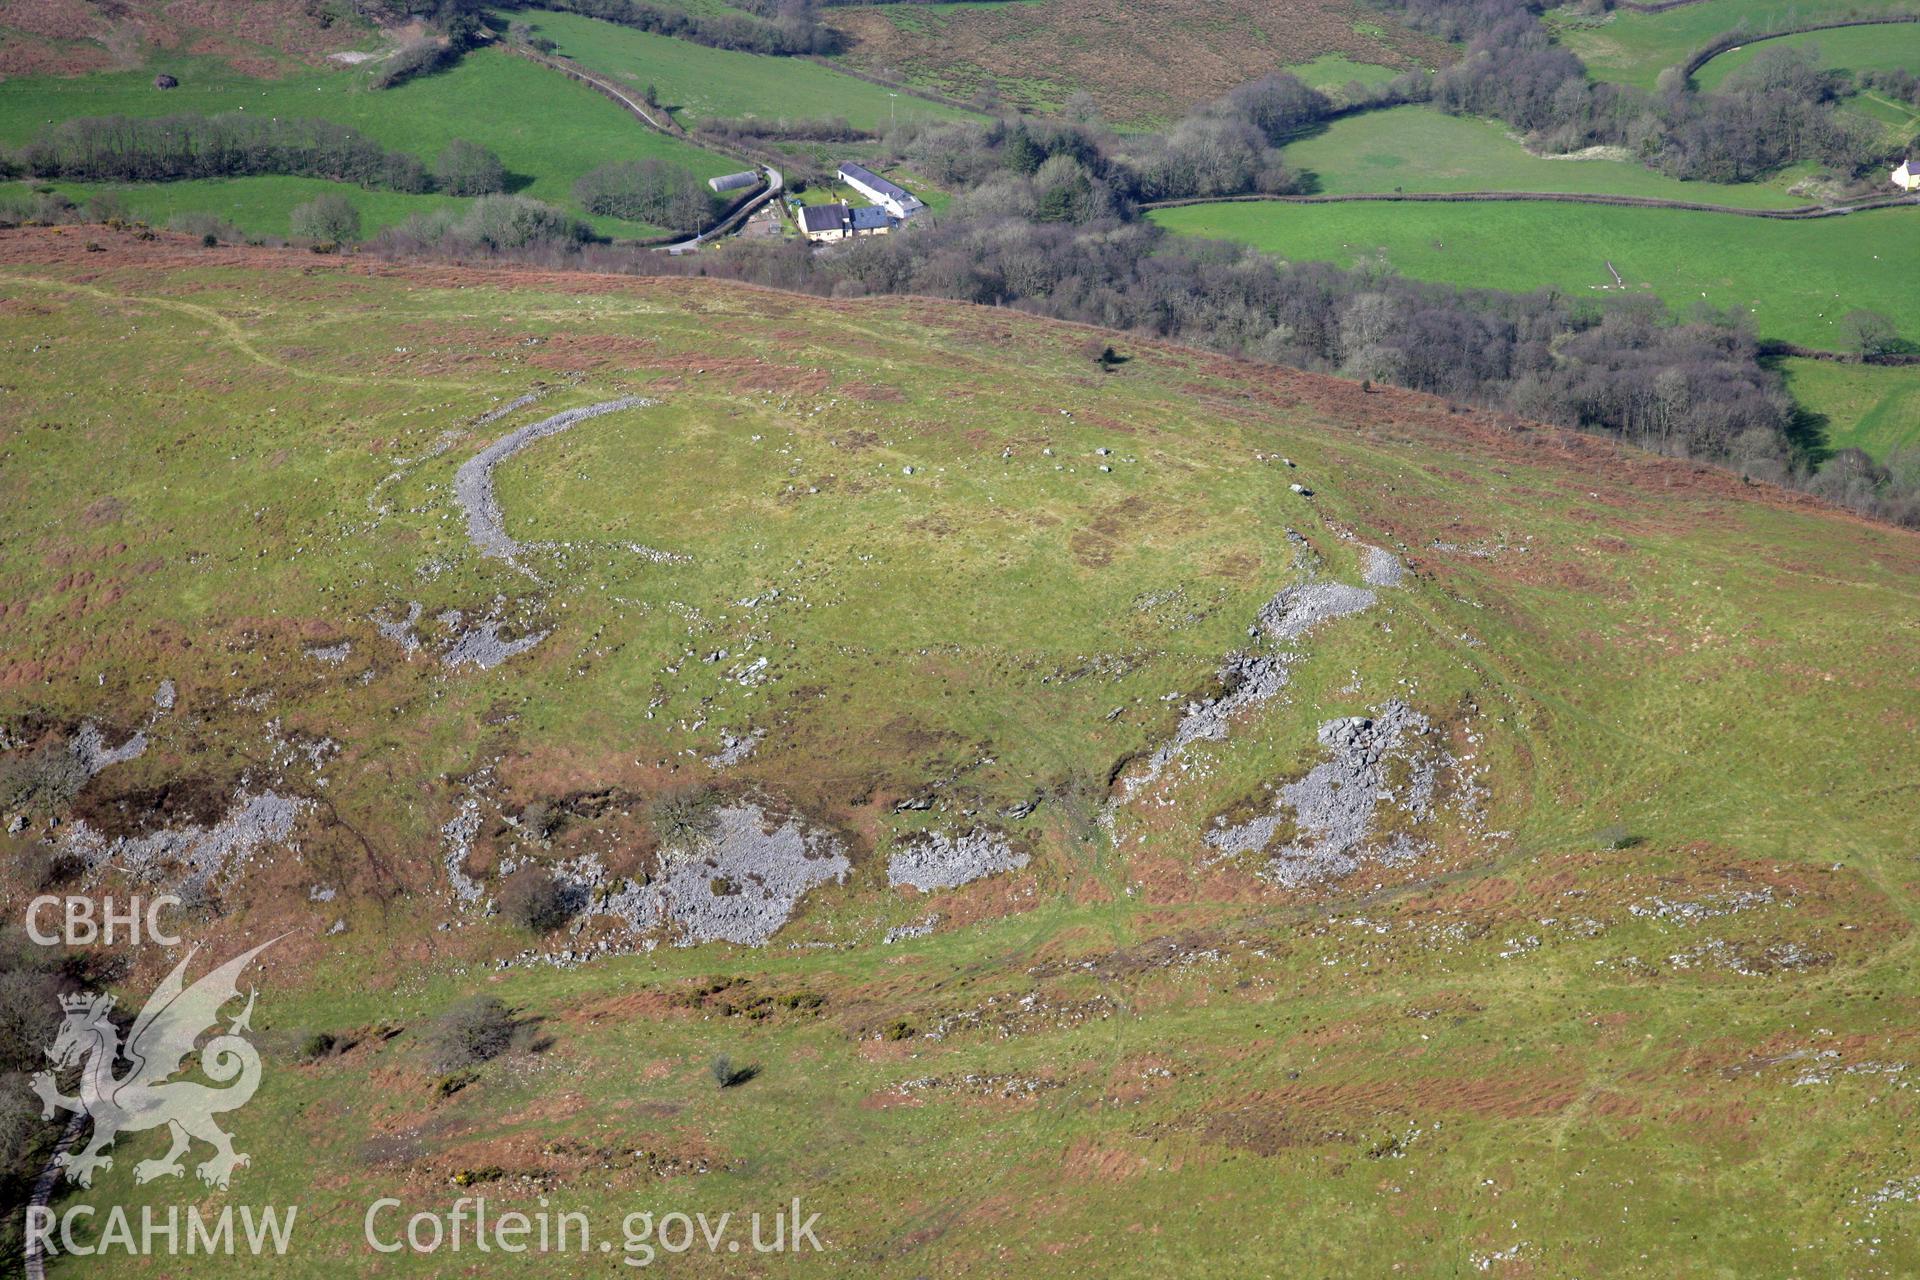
836;163;925;218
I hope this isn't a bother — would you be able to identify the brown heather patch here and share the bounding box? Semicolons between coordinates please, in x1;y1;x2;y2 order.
1062;1137;1151;1183
827;0;1448;122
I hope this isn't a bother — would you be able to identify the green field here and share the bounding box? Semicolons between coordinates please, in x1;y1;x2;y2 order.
1551;0;1920;88
1693;25;1920;139
1280;105;1804;206
0;48;738;238
507;8;982;130
1151;199;1920;349
1782;357;1920;457
1281;53;1405;93
1696;23;1920;90
1;233;1916;1276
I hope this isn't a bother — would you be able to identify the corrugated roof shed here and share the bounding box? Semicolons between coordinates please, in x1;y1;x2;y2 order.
709;170;759;193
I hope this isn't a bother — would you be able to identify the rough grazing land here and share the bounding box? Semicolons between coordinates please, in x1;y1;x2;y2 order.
0;230;1917;1278
826;0;1451;122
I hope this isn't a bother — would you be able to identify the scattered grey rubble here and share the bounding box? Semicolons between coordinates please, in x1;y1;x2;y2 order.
1257;581;1377;641
69;722;146;777
641;803;850;947
1126;548;1398;797
1629;886;1777;925
1206;700;1442;888
372;601;423;654
888;828;1029;892
304;641;352;666
152;679;176;712
58;790;310;897
374;599;548;670
438;606;550;671
453;397;655;566
1430;539;1527;559
471;389;547;430
1362;545;1407;588
705;729;764;768
440;798;486;905
884;914;941;944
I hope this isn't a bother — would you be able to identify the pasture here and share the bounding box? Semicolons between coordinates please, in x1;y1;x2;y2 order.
1551;0;1920;88
1693;25;1920;139
1783;358;1920;458
504;8;982;131
0;48;736;238
1280;106;1803;207
1150;199;1920;350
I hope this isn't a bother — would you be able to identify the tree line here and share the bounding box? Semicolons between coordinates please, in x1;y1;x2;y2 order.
8;114;507;197
1370;0;1902;185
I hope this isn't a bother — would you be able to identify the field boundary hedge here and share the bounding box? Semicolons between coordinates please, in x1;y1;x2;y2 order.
1682;14;1920;79
1142;188;1920;219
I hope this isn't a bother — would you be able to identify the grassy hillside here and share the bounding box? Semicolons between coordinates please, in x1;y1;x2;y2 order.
0;0;373;80
505;9;981;130
1282;106;1804;206
822;0;1452;122
1552;0;1920;88
0;48;738;238
1;228;1916;1276
1150;200;1920;350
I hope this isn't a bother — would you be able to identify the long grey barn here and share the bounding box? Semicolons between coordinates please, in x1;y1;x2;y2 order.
836;163;925;218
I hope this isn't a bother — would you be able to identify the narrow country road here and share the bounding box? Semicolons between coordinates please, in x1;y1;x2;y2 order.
500;43;785;252
661;166;784;255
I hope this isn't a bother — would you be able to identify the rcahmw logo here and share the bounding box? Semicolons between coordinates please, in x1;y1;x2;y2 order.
25;936;299;1261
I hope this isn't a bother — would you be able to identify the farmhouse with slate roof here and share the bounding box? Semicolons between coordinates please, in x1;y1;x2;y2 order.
797;201;895;243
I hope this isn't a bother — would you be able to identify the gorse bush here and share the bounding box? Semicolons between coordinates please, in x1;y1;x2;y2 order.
290;193;362;243
0;741;89;819
423;996;515;1073
497;867;572;934
434;139;508;197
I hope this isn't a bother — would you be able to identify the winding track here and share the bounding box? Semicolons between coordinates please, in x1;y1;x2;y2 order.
498;43;785;251
25;1114;86;1280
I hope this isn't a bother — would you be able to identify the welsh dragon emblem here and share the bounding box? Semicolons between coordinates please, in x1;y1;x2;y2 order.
31;937;282;1190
